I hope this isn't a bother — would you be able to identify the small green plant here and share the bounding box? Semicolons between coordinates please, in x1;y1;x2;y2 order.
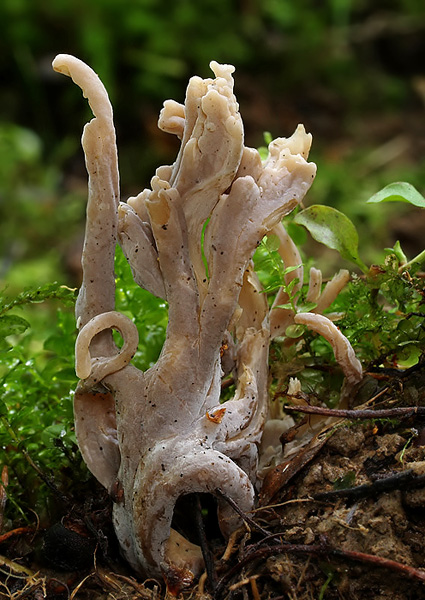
0;249;170;527
292;182;425;367
0;282;81;524
296;181;425;275
318;569;335;600
255;235;316;313
262;181;425;406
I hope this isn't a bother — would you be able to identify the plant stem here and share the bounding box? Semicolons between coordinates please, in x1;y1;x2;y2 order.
400;248;425;272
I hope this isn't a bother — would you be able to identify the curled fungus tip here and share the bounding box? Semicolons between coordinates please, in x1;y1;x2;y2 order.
75;311;139;381
52;53;113;122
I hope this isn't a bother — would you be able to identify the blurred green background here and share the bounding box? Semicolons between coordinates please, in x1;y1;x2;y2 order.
1;0;425;289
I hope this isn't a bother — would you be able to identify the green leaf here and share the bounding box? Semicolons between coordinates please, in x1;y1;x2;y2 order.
257;146;268;161
41;424;66;448
283;265;302;275
0;399;9;418
257;131;273;160
294;205;368;272
274;303;294;311
0;314;30;337
367;182;425;207
286;278;299;294
285;324;305;338
286;221;308;246
298;301;318;312
263;131;273;145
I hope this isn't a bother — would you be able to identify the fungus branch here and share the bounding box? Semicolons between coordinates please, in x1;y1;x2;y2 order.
294;312;363;385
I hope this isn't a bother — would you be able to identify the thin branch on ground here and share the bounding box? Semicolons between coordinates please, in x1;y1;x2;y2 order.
283;404;425;420
216;489;273;539
0;527;34;545
312;468;425;501
193;493;217;593
214;539;425;598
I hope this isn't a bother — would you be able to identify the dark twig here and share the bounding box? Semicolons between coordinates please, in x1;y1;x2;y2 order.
0;526;34;544
214;541;425;598
14;582;44;600
193;493;217;592
283;404;425;420
221;377;235;391
332;546;425;582
313;469;425;502
215;488;272;538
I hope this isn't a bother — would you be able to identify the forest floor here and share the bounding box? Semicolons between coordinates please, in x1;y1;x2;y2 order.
2;365;425;600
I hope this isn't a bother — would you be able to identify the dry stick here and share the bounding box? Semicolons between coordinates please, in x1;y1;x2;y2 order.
249;575;261;600
221;528;243;562
193;493;217;592
283;404;425;420
0;553;35;576
197;572;208;596
0;527;34;545
279;384;390;408
14;582;44;600
244;531;286;556
331;546;425;582
214;541;425;598
313;469;425;502
221;377;235;391
216;489;272;539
